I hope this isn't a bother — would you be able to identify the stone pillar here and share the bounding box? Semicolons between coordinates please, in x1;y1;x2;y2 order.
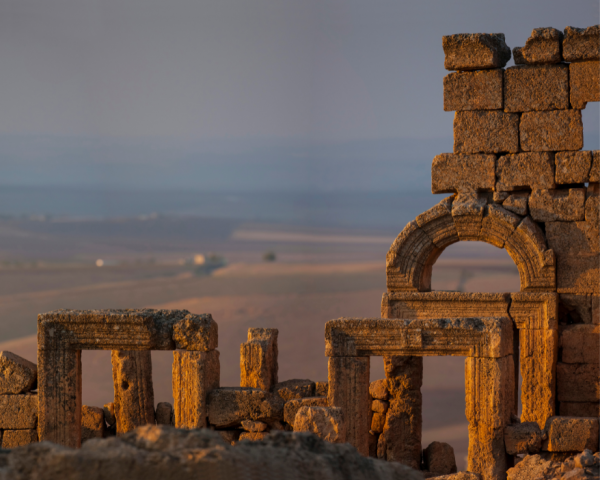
111;350;155;435
240;328;278;391
378;355;423;470
465;355;515;480
327;356;369;456
173;350;220;429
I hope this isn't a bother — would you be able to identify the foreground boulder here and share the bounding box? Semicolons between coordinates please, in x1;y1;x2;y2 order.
0;425;424;480
507;450;600;480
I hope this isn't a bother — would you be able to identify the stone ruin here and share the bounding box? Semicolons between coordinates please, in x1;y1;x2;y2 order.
0;25;598;480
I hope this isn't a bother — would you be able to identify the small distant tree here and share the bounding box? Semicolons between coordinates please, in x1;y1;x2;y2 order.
263;250;276;262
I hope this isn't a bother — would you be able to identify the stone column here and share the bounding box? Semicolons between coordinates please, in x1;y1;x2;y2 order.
378;355;423;470
173;350;220;429
327;356;369;456
111;350;155;434
240;328;278;391
465;355;515;480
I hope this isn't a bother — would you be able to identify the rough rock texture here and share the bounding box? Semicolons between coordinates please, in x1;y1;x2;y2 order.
555;151;593;184
172;313;218;351
1;429;38;449
423;441;457;475
503;192;529;216
432;474;481;480
557;363;599;402
155;402;173;426
520;110;583;152
431;154;496;193
207;387;285;428
293;406;345;443
508;451;600;479
591;151;600;182
513;27;563;65
103;403;116;428
241;419;268;433
111;350;155;435
81;405;105;443
275;379;316;402
239;432;269;441
504;422;543;455
443;33;511;71
496;152;555;191
240;328;278;391
570;61;600;109
315;381;328;397
543;416;599;452
369;379;389;401
371;413;386;433
452;193;486;241
560;324;599;363
284;397;328;426
454;111;519;154
443;70;503;111
560;402;600;417
0;394;38;429
529;188;585;222
371;400;389;414
0;352;37;395
0;426;425;480
563;25;600;62
504;64;569;112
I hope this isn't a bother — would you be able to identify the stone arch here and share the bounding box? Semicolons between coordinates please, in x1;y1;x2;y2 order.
386;194;556;292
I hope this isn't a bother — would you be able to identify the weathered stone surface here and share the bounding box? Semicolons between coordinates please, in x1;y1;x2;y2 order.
239;431;268;441
504;422;543;455
415;195;458;249
454;111;519;154
241;420;268;433
371;412;386;433
544;416;599;452
173;350;219;429
451;193;486;241
563;25;600;62
217;430;240;445
293;406;345;443
328;356;370;456
504;64;569;112
443;70;503;111
560;324;599;363
513;28;563;65
369;379;389;401
81;405;105;442
520;110;583;152
443;33;511;71
0;352;37;395
371;400;388;414
274;379;315;402
326;317;513;358
503;192;529;216
240;327;277;391
155;402;173;426
506;454;562;480
1;430;38;449
481;203;521;248
284;397;328;426
465;355;515;480
103;402;116;428
111;350;155;435
557;362;599;402
594;296;600;325
529;188;586;222
560;402;600;417
315;381;328;397
172;313;218;351
591;151;600;182
207;387;284;428
423;441;457;475
570;61;600;109
496;152;555;191
510;292;558;330
0;394;38;429
431;154;495;193
555;151;593;184
432;474;481;480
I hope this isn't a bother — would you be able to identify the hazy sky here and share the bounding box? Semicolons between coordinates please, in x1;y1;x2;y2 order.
0;0;598;191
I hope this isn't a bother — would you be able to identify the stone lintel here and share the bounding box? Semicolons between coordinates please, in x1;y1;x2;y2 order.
509;292;558;330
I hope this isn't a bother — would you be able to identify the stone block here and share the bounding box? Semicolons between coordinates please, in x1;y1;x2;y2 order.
369;379;389;400
293;406;345;443
443;33;511;71
496;152;555;191
529;188;586;222
240;328;278;391
557;362;599;402
371;399;389;414
173;350;220;429
563;25;600;62
241;419;268;432
371;412;386;433
586;194;599;230
543;416;599;452
431;154;496;193
504;422;543;455
239;432;268;442
274;379;315;402
0;394;38;429
423;441;457;476
443;69;503;111
315;381;328;397
503;192;529;216
451;193;486;241
172;313;218;351
415;196;458;251
283;396;328;425
155;402;173;425
481;203;521;248
520;110;583;152
513;27;563;65
1;430;38;449
328;356;370;456
81;405;105;442
111;350;155;435
555;151;593;184
454;111;519;154
207;387;284;428
103;402;116;428
559;294;593;324
570;61;600;109
591;151;600;182
430;474;481;480
504;64;569;112
0;352;37;395
560;402;600;417
594;296;600;325
560;324;599;364
510;292;559;330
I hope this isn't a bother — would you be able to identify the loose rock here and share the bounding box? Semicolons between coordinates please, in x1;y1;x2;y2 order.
0;352;37;395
